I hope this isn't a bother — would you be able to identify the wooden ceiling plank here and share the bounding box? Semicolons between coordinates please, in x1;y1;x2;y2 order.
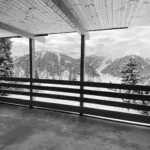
1;0;73;33
0;1;42;33
0;0;70;34
112;0;117;27
102;0;109;28
42;0;87;35
78;4;95;30
27;0;58;23
122;0;129;27
94;0;105;29
0;8;41;33
118;0;121;27
107;0;113;28
125;3;132;26
128;0;143;27
14;0;55;25
69;0;90;30
120;0;126;27
41;0;75;29
80;0;95;30
98;0;108;28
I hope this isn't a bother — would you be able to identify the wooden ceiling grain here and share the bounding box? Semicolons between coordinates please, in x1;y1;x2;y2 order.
0;0;150;38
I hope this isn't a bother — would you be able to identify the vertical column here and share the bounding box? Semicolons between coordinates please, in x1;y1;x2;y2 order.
29;38;35;108
80;34;85;115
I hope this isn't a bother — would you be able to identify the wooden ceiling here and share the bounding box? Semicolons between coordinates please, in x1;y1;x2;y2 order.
67;0;140;30
0;0;150;38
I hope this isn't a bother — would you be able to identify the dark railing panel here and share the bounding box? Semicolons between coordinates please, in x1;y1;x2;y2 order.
84;90;150;101
0;90;30;96
0;77;80;86
32;85;80;93
33;101;80;113
0;97;29;106
32;78;80;86
84;98;150;111
0;83;30;89
0;77;30;82
83;107;150;124
84;82;150;91
33;93;80;101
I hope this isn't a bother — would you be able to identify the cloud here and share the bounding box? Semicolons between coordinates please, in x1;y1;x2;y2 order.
10;26;150;59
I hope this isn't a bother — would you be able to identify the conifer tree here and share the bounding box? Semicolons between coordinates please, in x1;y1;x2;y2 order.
0;38;13;77
121;58;140;86
120;58;140;103
120;57;148;115
0;38;14;95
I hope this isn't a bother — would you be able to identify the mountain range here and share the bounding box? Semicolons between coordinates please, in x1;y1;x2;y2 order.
14;50;99;80
13;50;150;83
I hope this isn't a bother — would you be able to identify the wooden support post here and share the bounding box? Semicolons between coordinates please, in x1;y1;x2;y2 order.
80;35;85;115
29;38;35;108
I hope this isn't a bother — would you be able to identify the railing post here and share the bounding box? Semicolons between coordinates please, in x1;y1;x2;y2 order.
80;34;85;115
29;38;35;108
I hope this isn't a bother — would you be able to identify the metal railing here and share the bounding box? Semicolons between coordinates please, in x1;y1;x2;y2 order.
0;77;150;125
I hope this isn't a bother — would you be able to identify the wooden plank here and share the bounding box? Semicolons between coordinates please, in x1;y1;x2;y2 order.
84;82;150;91
32;85;80;93
0;77;30;82
84;90;150;101
32;78;80;86
43;0;87;35
83;107;150;124
0;90;30;96
0;78;80;86
0;97;29;106
0;82;80;93
33;101;80;113
84;98;150;111
33;92;80;101
0;83;30;89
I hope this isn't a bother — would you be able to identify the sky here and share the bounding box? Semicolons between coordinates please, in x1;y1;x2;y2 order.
11;26;150;59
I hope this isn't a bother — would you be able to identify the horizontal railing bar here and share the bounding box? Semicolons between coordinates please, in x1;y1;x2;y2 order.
0;77;150;91
84;98;150;111
32;78;80;86
33;101;80;113
0;97;30;105
0;90;80;101
0;83;30;89
84;90;150;101
32;85;80;93
0;77;30;82
0;83;80;93
83;107;150;124
84;82;150;91
0;77;80;86
0;90;30;96
33;92;80;101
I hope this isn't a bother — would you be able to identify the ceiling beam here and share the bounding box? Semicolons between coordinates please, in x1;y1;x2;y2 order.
42;0;88;36
0;22;46;43
0;22;34;39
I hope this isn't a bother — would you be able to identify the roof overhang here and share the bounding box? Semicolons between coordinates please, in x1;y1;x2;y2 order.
0;0;150;41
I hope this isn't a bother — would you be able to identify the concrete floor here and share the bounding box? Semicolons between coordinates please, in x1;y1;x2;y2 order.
0;104;150;150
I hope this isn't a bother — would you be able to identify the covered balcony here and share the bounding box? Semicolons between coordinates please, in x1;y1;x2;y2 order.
0;0;150;149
